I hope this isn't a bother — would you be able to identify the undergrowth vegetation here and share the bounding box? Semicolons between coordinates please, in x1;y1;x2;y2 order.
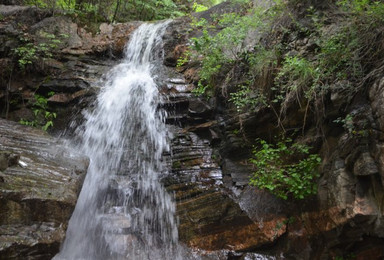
13;32;68;71
188;1;283;95
19;92;57;131
186;0;384;117
21;0;224;23
181;0;384;199
250;138;321;200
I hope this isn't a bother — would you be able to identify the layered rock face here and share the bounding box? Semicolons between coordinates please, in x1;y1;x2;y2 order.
1;3;384;260
159;70;287;255
0;4;141;133
161;4;384;259
0;119;89;259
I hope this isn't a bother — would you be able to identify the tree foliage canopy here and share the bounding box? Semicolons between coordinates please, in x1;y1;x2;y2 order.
22;0;224;23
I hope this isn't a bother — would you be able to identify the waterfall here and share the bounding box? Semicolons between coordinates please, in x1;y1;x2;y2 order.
54;21;181;260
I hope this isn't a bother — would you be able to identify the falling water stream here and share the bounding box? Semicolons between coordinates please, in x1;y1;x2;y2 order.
54;21;181;260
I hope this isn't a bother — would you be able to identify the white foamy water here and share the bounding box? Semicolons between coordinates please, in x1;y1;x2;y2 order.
54;21;181;260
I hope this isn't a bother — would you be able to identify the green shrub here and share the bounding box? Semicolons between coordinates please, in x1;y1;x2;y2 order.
270;0;384;119
176;50;191;68
315;0;384;83
193;2;208;12
249;138;321;200
189;0;384;132
229;84;267;112
274;55;321;106
228;47;278;111
189;2;283;94
317;26;362;81
20;92;57;131
13;32;67;71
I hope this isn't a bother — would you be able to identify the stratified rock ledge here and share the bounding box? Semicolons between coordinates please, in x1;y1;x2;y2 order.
0;119;89;259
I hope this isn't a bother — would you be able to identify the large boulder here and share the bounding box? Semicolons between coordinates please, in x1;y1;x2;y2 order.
0;119;89;259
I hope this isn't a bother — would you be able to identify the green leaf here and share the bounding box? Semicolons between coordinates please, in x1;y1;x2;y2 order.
249;138;321;200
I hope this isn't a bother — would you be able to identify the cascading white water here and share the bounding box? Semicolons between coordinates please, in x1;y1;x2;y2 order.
54;21;181;260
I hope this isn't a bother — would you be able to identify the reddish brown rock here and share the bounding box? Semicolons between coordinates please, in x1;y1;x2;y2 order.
177;190;287;251
48;89;93;104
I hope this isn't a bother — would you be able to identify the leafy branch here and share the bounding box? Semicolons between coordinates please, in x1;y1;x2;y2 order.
19;92;57;131
13;32;68;71
250;138;321;200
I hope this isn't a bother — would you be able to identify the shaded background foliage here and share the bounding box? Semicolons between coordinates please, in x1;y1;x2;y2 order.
0;0;224;22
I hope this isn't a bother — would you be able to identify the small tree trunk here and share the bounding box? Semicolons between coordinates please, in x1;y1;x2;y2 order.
112;0;121;23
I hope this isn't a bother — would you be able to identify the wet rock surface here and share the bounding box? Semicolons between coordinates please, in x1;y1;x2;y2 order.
2;3;384;259
162;11;384;259
1;55;115;134
0;4;139;134
160;73;286;256
0;119;89;259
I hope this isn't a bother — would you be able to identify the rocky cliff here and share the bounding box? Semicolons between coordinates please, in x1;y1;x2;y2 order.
161;2;384;259
1;2;384;259
0;119;89;259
